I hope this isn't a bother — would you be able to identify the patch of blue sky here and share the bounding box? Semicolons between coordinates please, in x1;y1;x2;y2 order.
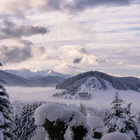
105;27;140;33
78;20;94;25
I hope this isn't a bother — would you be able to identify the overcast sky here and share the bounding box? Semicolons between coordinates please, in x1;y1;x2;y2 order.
0;0;140;77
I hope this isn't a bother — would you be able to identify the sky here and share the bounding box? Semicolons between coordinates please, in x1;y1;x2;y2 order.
0;0;140;77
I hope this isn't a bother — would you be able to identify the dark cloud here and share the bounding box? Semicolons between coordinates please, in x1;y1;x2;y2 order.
0;19;49;40
0;0;132;18
19;40;33;46
66;0;130;12
0;45;32;64
73;58;83;64
46;0;62;11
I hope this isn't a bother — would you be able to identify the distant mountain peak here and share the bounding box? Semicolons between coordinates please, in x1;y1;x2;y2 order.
0;70;66;87
5;69;71;79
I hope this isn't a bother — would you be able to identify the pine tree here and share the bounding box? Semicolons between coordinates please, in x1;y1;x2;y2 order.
0;64;15;140
105;92;124;133
135;112;140;140
13;103;41;140
105;93;137;140
103;110;111;126
123;103;136;140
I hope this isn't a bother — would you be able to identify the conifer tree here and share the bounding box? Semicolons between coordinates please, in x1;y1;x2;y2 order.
135;112;140;140
13;103;41;140
105;92;124;133
123;103;136;139
103;110;111;126
106;93;137;139
0;63;15;140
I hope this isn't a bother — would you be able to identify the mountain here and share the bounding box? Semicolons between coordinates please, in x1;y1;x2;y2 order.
0;70;66;87
0;70;32;86
55;71;140;99
5;69;71;79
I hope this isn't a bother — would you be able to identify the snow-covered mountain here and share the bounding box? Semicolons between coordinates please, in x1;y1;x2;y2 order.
0;70;32;86
55;71;140;99
5;69;71;79
0;70;66;87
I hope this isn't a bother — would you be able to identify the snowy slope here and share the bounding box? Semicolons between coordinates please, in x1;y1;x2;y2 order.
56;71;140;99
5;69;71;79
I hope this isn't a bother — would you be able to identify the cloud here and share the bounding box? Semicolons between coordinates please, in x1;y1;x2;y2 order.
54;63;84;75
60;45;98;65
0;19;49;40
0;45;32;64
96;59;107;63
0;0;63;17
0;0;133;17
73;57;83;64
19;39;33;46
66;0;130;12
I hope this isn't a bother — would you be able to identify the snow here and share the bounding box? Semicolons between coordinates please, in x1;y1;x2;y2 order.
78;77;104;93
34;103;65;125
126;130;136;140
86;116;105;139
34;103;93;139
35;104;88;128
87;116;105;133
66;109;87;127
100;132;130;140
116;118;126;131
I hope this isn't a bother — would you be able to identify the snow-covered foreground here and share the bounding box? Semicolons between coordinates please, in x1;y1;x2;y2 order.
6;86;140;110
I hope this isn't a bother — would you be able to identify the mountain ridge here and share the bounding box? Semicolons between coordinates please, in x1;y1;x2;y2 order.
0;70;66;87
5;69;71;79
55;71;140;99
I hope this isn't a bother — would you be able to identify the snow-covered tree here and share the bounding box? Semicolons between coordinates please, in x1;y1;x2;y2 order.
123;103;137;139
105;92;124;133
63;109;90;140
135;113;140;140
87;116;105;139
103;109;111;126
35;103;68;140
13;103;40;140
35;103;91;140
0;64;15;140
105;93;137;140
